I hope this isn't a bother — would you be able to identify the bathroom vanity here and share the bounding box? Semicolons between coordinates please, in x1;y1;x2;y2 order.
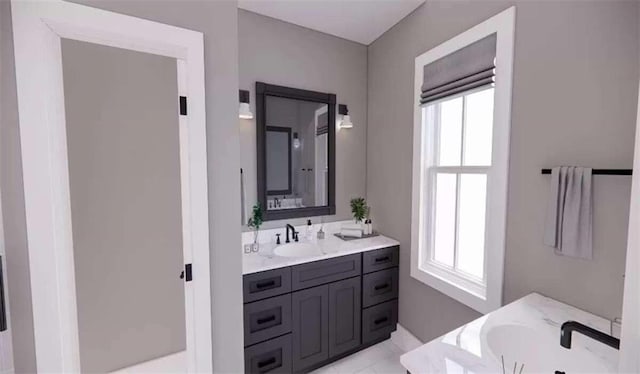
242;233;399;373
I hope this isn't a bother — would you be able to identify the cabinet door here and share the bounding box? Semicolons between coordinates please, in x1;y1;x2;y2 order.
292;285;329;372
328;277;361;358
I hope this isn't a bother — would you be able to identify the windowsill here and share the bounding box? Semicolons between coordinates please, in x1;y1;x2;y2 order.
410;260;496;314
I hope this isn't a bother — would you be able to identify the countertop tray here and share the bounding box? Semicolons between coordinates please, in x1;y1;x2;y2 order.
333;232;379;241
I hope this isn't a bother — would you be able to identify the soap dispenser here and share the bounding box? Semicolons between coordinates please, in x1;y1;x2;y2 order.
317;218;325;240
306;219;313;240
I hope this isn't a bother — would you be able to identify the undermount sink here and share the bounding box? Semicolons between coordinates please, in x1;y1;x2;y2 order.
486;324;610;373
273;242;322;258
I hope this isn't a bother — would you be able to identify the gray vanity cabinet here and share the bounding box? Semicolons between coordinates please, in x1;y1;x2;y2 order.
291;285;329;371
243;245;399;374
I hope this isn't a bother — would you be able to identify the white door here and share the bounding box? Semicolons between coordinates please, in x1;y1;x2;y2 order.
10;1;212;372
62;39;188;373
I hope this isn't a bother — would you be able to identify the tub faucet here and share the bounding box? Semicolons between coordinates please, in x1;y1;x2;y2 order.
560;321;619;350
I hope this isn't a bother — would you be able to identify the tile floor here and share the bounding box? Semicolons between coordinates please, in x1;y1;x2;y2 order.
309;339;407;374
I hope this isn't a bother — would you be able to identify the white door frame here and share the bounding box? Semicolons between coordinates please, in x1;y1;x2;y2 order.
0;183;15;373
620;78;640;373
314;106;328;206
10;1;212;372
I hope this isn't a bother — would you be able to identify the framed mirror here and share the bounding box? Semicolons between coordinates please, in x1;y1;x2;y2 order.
256;82;336;221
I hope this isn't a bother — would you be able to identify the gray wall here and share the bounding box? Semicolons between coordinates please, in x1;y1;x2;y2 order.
367;0;639;342
0;1;244;372
239;9;368;230
62;39;185;372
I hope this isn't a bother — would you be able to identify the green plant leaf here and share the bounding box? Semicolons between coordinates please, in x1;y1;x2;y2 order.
350;197;367;222
248;203;263;229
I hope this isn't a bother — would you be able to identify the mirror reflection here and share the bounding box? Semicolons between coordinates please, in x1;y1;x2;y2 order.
265;96;329;211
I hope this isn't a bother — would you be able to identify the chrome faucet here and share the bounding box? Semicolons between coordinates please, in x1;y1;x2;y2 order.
560;321;620;350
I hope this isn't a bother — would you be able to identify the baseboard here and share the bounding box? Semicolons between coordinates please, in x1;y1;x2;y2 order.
390;324;423;352
110;351;186;373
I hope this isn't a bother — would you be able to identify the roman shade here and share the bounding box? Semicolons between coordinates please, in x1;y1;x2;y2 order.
420;33;496;105
316;111;328;136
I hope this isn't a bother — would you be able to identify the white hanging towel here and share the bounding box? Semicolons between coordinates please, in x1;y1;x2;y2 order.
543;166;593;259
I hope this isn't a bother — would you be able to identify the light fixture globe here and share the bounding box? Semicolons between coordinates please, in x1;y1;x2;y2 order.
239;102;253;119
338;104;353;129
293;132;301;149
239;89;253;119
340;114;353;129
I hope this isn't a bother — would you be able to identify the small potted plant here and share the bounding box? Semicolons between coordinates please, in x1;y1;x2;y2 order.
350;197;368;224
247;203;263;252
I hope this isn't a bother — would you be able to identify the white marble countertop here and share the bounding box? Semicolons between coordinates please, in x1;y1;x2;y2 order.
242;221;399;275
400;293;619;374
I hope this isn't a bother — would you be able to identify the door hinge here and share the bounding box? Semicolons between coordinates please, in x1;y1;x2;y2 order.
180;263;193;282
179;96;187;116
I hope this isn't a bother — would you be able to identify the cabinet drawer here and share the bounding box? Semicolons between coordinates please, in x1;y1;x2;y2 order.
244;294;292;347
362;246;399;274
362;299;398;345
291;254;361;291
362;268;398;308
244;268;292;303
244;334;292;374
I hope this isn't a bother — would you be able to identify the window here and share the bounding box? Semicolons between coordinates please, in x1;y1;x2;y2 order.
424;88;493;295
411;7;515;313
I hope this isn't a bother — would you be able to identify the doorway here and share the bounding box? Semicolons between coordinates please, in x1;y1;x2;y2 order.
62;39;187;373
10;1;212;372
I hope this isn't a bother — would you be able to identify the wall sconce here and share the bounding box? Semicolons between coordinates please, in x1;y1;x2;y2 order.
293;132;301;149
338;104;353;129
239;89;254;119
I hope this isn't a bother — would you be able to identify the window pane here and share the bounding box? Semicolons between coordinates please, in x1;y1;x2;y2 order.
457;174;487;279
438;97;463;166
433;173;456;267
463;88;494;166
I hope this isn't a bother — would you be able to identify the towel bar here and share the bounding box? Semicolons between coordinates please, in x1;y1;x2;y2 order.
541;169;632;175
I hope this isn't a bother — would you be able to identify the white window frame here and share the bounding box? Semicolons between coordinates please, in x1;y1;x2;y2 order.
619;74;640;373
11;0;212;372
411;7;515;314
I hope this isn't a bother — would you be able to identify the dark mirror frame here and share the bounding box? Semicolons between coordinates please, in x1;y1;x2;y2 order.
256;82;336;221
